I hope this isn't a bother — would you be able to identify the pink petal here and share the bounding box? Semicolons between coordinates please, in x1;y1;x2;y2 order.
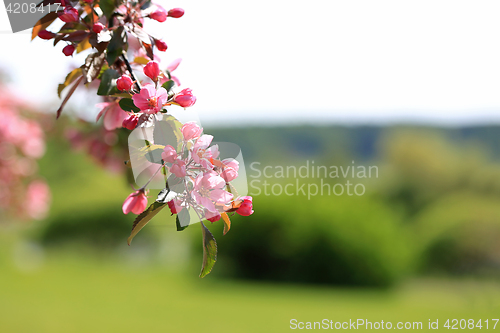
167;58;182;72
200;196;216;212
211;189;233;204
171;75;181;87
194;135;213;150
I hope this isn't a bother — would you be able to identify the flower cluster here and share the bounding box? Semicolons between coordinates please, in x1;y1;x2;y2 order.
122;121;254;225
33;0;253;277
0;83;50;221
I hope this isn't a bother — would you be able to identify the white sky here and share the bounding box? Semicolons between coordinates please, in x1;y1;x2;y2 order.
1;0;500;126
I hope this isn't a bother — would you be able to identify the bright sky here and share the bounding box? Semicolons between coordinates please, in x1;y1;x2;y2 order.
1;0;500;126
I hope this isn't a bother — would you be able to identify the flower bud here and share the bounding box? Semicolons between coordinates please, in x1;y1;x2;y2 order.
174;88;196;107
92;22;105;33
236;196;254;216
59;7;79;23
116;75;134;91
167;200;182;214
155;39;168;52
168;8;184;18
122;114;138;130
122;190;148;214
170;160;186;178
181;122;202;141
38;30;55;40
62;44;75;56
150;6;167;22
143;61;161;81
161;145;178;163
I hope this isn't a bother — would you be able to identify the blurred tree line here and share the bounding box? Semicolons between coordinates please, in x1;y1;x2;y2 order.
32;125;500;287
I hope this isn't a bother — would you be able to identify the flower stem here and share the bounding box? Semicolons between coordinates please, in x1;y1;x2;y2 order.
121;52;141;91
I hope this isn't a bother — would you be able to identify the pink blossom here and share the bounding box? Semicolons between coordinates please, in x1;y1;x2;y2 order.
122;190;148;214
116;75;133;91
236;196;254;216
132;84;168;114
20;121;45;158
193;135;219;170
62;44;75;56
181;122;202;141
143;61;161;81
22;136;45;159
174;88;196;107
59;7;79;23
161;145;177;163
170;159;186;178
150;6;168;22
96;101;128;131
192;172;233;213
160;58;182;86
168;8;185;18
221;158;239;182
26;180;51;220
122;114;138;130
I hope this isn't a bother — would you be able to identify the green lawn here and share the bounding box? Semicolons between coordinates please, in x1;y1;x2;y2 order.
0;249;499;332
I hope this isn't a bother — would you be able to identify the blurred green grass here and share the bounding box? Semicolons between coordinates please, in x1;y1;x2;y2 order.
0;249;500;332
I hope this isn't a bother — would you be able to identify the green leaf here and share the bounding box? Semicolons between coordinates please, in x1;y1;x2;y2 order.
176;215;189;231
153;115;184;151
99;0;117;20
161;80;175;92
119;98;140;113
106;26;127;65
58;68;83;98
97;68;120;96
127;201;167;246
200;221;217;278
176;208;190;231
143;147;164;164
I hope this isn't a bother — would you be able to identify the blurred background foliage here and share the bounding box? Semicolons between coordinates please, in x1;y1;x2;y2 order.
4;122;500;331
23;124;500;284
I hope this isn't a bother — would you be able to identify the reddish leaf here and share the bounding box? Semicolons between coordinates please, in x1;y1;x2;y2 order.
142;41;154;60
57;68;83;98
56;76;83;119
64;30;90;42
221;212;231;236
31;11;58;41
